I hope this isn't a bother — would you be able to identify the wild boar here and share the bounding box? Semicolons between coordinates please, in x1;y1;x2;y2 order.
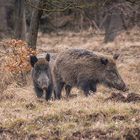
52;49;127;99
30;54;53;100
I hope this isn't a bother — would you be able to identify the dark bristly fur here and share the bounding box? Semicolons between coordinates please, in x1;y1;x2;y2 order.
30;54;53;101
53;49;127;99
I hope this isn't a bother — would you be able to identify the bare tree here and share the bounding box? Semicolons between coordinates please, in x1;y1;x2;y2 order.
27;0;44;49
104;1;127;43
104;9;124;42
0;1;8;39
0;0;139;44
14;0;26;40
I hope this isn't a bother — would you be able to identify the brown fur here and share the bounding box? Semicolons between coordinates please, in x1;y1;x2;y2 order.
30;54;53;100
52;49;127;99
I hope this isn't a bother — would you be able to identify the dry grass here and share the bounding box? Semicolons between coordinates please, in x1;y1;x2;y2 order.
0;28;140;139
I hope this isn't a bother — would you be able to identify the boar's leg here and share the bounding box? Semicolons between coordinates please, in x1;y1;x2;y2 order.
89;82;97;93
45;85;53;101
34;85;43;98
54;82;64;99
65;84;72;97
78;79;90;96
54;90;57;99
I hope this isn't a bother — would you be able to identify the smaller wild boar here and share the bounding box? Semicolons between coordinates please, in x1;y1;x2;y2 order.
30;54;53;100
53;49;128;99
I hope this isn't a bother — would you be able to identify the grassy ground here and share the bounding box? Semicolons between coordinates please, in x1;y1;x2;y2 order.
0;28;140;140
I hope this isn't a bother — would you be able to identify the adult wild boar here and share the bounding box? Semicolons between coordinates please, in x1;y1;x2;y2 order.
30;54;53;100
53;49;127;99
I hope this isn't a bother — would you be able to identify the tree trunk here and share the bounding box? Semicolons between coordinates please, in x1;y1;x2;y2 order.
28;0;43;50
104;8;124;43
0;2;8;39
104;0;126;43
14;0;26;40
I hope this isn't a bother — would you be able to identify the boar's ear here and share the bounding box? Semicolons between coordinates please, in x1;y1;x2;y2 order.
101;57;108;65
45;53;50;62
30;55;38;67
113;53;119;60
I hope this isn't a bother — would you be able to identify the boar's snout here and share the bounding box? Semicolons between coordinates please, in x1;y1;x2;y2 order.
115;80;128;92
122;84;129;92
110;70;128;92
37;75;49;90
42;85;48;90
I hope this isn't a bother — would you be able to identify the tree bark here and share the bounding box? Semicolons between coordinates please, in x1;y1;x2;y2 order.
14;0;26;40
28;0;43;50
104;1;126;43
0;2;8;39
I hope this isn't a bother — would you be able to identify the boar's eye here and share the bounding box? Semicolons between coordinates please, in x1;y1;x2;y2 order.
101;58;108;65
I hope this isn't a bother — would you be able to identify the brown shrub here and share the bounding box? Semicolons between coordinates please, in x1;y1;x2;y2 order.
0;39;37;93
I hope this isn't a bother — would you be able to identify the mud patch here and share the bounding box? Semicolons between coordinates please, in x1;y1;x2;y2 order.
86;112;107;122
25;103;36;110
0;94;15;101
105;92;140;103
112;115;126;121
0;128;19;140
67;129;118;140
126;93;140;103
0;128;44;140
67;127;140;140
123;127;140;140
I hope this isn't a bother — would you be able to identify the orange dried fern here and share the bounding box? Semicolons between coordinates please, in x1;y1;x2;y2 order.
0;39;37;87
2;39;37;74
